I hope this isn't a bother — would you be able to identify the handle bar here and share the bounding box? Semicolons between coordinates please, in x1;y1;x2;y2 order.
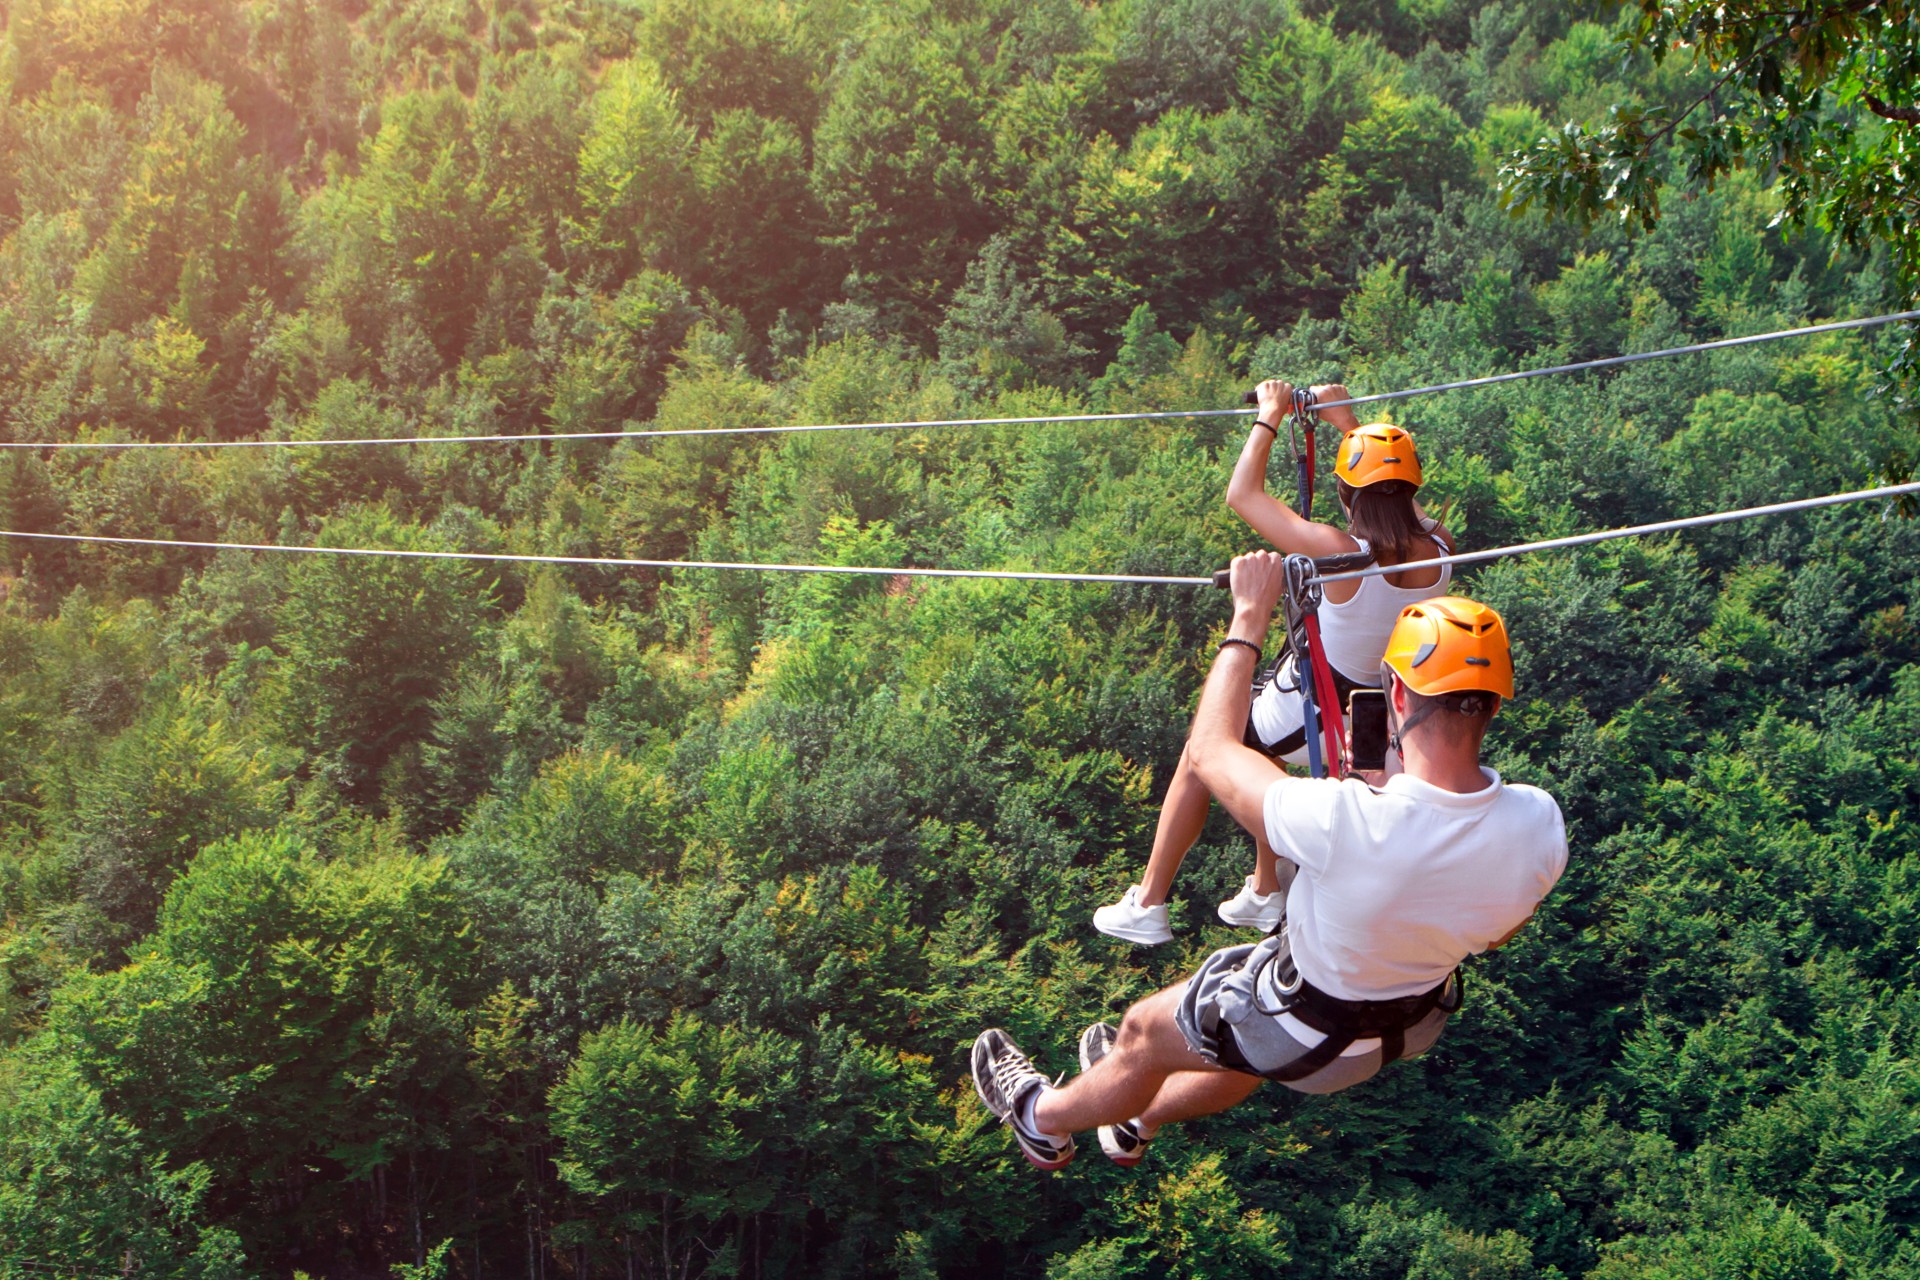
1211;549;1373;588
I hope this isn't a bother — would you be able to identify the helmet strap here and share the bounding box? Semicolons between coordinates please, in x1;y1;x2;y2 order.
1393;696;1447;746
1391;690;1498;754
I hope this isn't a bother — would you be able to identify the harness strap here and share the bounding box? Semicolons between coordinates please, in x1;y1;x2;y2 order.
1265;1029;1349;1083
1280;551;1358;776
1300;613;1349;774
1263;972;1459;1084
1291;388;1318;514
1279;554;1329;776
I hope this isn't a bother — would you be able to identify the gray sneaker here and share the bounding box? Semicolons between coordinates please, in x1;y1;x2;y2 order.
1077;1022;1149;1166
971;1029;1074;1171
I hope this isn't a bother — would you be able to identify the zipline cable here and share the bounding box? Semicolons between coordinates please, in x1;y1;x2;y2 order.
1314;481;1920;585
5;481;1919;586
0;529;1211;586
2;311;1914;452
1308;308;1920;414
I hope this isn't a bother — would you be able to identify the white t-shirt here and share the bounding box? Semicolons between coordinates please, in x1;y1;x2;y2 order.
1262;767;1567;1001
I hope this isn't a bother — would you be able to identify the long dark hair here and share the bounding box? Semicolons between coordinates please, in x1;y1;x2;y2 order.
1337;478;1427;563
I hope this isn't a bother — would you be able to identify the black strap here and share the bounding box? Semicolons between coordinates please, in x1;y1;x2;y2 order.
1266;1032;1349;1083
1287;974;1451;1037
1260;972;1459;1084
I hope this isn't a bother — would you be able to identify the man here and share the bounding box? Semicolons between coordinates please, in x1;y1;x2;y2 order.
971;551;1567;1169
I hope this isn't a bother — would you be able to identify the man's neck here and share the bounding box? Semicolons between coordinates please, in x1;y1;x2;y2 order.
1397;736;1492;794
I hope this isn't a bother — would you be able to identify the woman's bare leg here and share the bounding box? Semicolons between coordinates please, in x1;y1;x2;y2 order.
1136;745;1213;907
1249;829;1298;898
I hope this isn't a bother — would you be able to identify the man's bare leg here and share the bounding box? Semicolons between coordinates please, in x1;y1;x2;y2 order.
1136;747;1213;906
1032;984;1247;1135
1137;1069;1263;1135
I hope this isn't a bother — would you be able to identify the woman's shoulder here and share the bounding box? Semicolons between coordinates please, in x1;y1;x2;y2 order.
1419;517;1455;552
1287;521;1367;559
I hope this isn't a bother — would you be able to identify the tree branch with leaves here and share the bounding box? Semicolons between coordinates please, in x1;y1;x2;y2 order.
1499;1;1920;315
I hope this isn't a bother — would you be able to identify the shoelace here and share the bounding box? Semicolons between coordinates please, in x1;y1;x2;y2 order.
992;1049;1043;1109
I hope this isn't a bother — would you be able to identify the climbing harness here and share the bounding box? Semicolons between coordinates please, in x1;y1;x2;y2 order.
1280;554;1337;777
1213;547;1391;778
1232;926;1464;1082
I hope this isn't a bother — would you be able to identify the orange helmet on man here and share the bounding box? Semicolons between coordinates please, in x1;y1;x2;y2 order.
1380;596;1513;699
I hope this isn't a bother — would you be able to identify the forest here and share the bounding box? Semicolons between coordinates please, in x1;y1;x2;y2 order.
0;0;1918;1275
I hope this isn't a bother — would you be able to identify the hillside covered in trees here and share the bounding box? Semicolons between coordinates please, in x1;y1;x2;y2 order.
1;0;1918;1276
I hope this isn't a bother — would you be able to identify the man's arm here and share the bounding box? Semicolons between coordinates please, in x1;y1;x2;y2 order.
1186;552;1291;838
1487;915;1531;951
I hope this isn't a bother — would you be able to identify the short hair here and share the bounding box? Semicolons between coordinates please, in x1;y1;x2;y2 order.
1391;679;1499;745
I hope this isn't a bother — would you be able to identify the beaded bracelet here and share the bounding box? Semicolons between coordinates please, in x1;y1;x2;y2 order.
1216;637;1263;664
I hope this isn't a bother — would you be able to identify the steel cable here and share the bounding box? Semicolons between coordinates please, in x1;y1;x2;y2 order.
5;481;1918;586
1;311;1912;452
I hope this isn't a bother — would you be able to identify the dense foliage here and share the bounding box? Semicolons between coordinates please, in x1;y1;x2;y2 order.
1499;0;1920;349
1;0;1918;1276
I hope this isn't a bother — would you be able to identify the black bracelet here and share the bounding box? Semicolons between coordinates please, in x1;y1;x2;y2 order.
1216;637;1263;664
1252;419;1278;437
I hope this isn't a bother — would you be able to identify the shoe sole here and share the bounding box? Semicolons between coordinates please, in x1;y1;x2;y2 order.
972;1030;1074;1171
1092;914;1173;945
1217;905;1282;929
1017;1141;1075;1171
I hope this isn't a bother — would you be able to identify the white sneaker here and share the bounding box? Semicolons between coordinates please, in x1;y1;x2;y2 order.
1092;885;1173;945
1217;876;1284;930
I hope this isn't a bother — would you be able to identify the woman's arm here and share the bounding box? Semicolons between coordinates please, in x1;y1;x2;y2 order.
1309;383;1363;435
1227;379;1364;557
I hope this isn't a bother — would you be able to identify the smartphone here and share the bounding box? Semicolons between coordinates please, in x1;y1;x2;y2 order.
1347;689;1388;774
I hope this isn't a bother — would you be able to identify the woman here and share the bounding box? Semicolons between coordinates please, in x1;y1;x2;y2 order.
1092;379;1455;945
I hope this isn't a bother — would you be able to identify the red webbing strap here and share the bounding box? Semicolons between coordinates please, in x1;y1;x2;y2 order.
1302;423;1316;512
1292;388;1318;514
1300;613;1347;774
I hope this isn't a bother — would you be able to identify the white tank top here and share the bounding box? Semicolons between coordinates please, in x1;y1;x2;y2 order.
1319;519;1452;683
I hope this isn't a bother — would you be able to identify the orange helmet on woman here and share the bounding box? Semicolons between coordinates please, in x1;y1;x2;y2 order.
1334;425;1422;490
1380;596;1513;698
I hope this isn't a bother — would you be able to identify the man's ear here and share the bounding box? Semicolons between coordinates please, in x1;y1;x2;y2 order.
1386;670;1408;715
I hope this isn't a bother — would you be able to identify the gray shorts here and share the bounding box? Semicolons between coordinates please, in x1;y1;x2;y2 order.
1173;928;1452;1095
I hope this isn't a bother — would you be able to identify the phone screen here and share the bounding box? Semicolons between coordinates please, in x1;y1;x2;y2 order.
1347;689;1388;773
